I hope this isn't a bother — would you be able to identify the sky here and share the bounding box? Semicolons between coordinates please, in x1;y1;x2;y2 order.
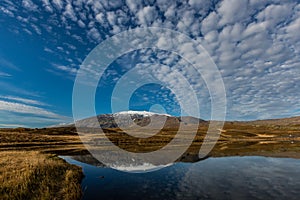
0;0;300;127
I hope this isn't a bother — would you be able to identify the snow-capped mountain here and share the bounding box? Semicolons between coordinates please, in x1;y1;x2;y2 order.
74;110;206;129
113;110;171;117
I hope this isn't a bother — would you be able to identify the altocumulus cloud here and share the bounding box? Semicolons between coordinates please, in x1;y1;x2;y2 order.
0;0;300;120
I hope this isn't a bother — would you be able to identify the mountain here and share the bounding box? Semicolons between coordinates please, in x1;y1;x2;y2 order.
250;116;300;126
51;110;300;129
74;111;206;129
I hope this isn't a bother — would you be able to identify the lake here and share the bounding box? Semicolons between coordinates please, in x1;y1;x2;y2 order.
61;155;300;200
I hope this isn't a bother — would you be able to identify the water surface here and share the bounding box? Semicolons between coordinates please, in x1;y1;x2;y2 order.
61;155;300;200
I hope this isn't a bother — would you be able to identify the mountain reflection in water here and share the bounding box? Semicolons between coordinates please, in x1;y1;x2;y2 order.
61;154;300;200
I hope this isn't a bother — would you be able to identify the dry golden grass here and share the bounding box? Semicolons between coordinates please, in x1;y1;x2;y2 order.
0;151;83;200
0;129;81;146
0;129;86;155
0;123;299;200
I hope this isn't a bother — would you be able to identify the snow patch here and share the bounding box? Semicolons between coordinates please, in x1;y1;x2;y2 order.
113;110;171;117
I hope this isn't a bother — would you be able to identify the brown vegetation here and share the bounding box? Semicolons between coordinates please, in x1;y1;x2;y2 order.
0;127;85;154
0;151;83;200
0;127;85;200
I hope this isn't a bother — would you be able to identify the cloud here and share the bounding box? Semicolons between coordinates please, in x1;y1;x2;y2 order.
201;12;219;35
0;71;11;77
0;99;58;118
77;19;85;28
0;56;20;71
30;23;42;35
1;0;300;120
48;63;78;80
52;0;63;10
0;81;42;98
218;0;249;26
137;6;158;26
41;0;53;13
284;15;300;44
53;64;78;75
0;110;71;128
126;0;142;13
0;123;27;128
87;27;101;42
0;98;71;127
256;4;293;29
22;0;38;12
44;47;54;53
0;5;14;17
0;96;48;106
63;2;77;22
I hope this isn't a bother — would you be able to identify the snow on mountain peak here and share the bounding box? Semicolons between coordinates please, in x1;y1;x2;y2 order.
113;110;171;117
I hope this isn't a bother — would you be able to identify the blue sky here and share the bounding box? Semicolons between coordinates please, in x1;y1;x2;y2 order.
0;0;300;127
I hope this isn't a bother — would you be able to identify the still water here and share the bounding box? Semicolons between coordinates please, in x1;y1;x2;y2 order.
61;155;300;200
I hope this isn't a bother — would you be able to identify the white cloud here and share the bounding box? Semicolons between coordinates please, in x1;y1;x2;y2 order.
107;11;116;25
0;6;14;17
87;27;101;42
218;0;249;26
0;81;41;97
55;64;77;74
284;17;300;43
137;6;158;26
0;71;11;77
0;57;20;71
63;2;77;22
41;0;53;12
126;0;142;13
22;0;38;11
0;110;72;128
0;96;47;106
0;100;59;118
44;47;54;53
31;23;42;35
77;19;85;28
201;12;219;35
0;123;27;128
256;4;293;29
95;12;105;24
0;98;71;127
52;0;63;10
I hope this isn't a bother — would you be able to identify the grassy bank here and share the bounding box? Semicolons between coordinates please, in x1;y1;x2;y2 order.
0;151;83;200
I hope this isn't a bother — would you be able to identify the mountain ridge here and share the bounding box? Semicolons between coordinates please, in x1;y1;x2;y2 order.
49;110;300;128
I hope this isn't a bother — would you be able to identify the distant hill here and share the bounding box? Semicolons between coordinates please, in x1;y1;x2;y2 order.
250;116;300;126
